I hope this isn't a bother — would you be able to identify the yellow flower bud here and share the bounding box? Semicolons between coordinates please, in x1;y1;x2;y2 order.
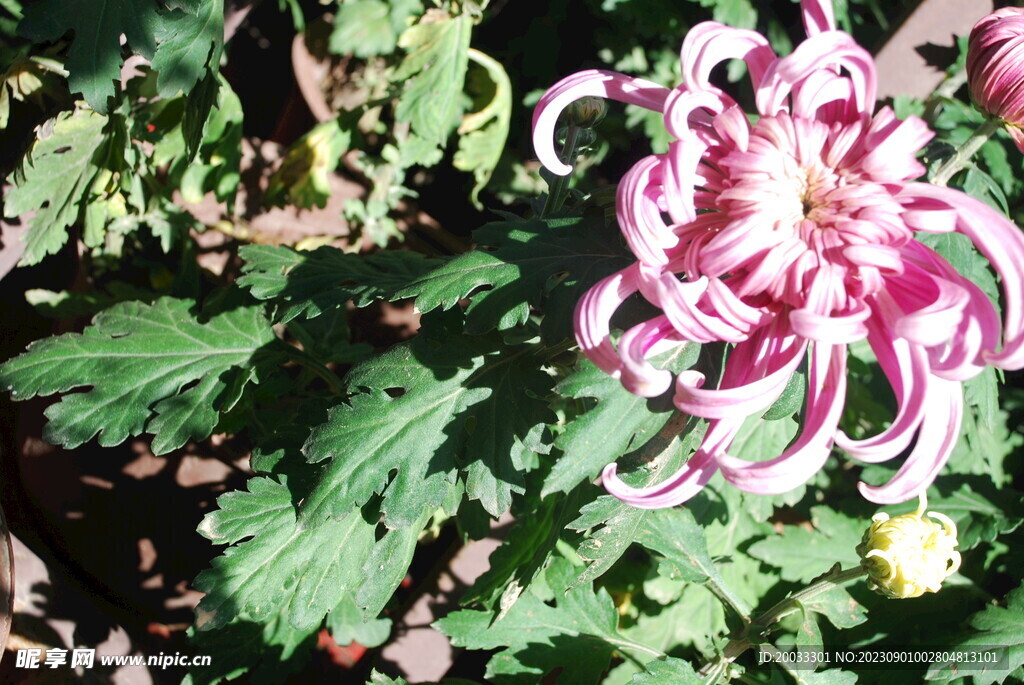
857;493;961;599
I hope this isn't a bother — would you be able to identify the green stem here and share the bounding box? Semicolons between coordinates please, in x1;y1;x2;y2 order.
607;637;667;661
931;116;1002;186
697;565;868;681
541;125;582;217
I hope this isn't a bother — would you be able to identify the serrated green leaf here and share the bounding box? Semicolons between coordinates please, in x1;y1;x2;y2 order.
436;558;648;685
183;616;317;685
927;480;1024;551
4;108;107;265
544;348;697;497
0;297;276;453
194;474;400;632
799;585;867;630
151;0;222;99
925;584;1024;684
568;423;704;587
635;507;751;618
366;671;409;685
455;48;511;207
19;0;160;111
393;215;633;338
300;317;554;527
238;244;441;322
748;507;863;583
788;668;858;685
327;593;392;648
329;0;423;58
393;12;471;145
629;657;703;684
464;486;591;611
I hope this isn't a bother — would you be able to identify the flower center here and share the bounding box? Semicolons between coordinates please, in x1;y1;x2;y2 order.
716;113;847;239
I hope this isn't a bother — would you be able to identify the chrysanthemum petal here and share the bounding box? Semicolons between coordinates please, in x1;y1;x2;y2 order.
573;265;641;377
858;377;963;504
681;22;777;93
836;298;929;463
532;69;671;176
618;316;678;397
618;156;677;266
801;0;837;36
757;32;876;119
673;324;807;419
899;183;1024;369
717;342;846;493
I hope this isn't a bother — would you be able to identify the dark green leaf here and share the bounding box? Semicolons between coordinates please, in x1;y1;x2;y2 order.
300;317;554;527
19;0;160;111
629;657;703;684
748;507;863;583
393;215;633;338
567;423;705;587
0;297;276;453
925;583;1024;684
544;347;697;497
436;558;648;685
194;475;402;632
238;244;441;322
152;0;223;99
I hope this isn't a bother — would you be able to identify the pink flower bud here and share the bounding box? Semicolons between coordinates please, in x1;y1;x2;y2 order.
967;7;1024;151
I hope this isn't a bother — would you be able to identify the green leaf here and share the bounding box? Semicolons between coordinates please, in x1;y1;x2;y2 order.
544;347;697;497
916;231;1000;307
925;583;1024;684
788;669;859;685
393;214;633;338
184;616;318;685
436;558;650;685
567;424;704;587
927;480;1024;551
799;585;867;630
151;0;223;99
4;108;107;265
366;671;409;685
393;12;472;145
634;507;751;617
748;507;864;583
327;593;392;649
300;316;554;527
194;474;404;632
629;657;703;684
19;0;160;112
237;244;441;322
463;486;591;612
329;0;423;58
455;48;511;207
762;370;805;420
0;297;277;453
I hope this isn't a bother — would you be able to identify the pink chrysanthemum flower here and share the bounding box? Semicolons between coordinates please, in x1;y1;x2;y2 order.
968;7;1024;151
534;0;1024;508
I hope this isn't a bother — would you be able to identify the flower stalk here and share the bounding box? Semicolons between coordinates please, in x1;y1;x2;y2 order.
930;116;1002;186
697;565;868;680
540;125;582;217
